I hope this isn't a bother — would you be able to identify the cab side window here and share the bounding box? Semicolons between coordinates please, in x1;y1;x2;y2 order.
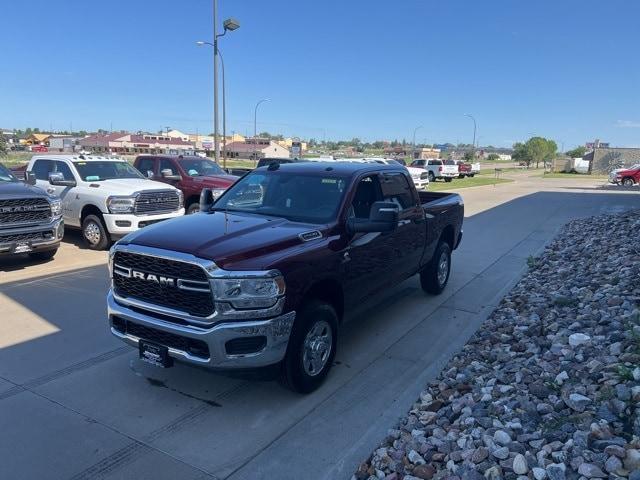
137;157;156;178
54;161;74;180
32;159;54;180
380;173;415;210
349;175;383;219
159;159;177;176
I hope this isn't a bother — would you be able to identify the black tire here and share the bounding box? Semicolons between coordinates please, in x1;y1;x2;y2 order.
428;171;436;182
29;249;57;261
282;300;338;394
622;177;635;187
187;203;200;215
444;177;453;183
469;173;475;178
420;241;452;295
82;214;110;250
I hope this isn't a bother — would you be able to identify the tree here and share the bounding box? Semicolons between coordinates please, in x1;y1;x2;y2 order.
487;153;500;161
566;146;586;158
0;136;7;157
512;137;557;168
463;151;474;162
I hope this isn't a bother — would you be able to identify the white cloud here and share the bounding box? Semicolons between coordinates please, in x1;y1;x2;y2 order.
615;120;640;128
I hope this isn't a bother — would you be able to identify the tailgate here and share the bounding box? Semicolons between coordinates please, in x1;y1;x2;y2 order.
442;165;458;175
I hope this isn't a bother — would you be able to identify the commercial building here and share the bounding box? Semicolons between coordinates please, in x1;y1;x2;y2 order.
79;132;195;155
583;147;640;174
224;138;290;160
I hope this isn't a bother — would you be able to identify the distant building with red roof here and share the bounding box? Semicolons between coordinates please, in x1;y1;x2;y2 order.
79;132;195;155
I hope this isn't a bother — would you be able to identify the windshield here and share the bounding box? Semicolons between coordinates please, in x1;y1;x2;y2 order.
0;164;18;182
180;158;225;176
213;170;348;223
73;161;144;181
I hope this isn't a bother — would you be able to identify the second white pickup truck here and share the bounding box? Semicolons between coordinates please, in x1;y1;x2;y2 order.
27;155;184;249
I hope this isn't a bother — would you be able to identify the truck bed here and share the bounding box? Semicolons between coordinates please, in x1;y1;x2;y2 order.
417;190;461;208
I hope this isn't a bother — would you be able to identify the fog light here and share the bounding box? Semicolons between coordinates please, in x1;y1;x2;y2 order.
115;220;132;227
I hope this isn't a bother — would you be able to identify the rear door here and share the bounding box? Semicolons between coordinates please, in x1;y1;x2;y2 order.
380;171;426;279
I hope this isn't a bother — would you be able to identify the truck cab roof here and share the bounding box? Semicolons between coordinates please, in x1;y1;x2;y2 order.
254;160;403;177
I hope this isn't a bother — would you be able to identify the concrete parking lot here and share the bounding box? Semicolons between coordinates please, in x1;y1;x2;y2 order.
0;172;637;480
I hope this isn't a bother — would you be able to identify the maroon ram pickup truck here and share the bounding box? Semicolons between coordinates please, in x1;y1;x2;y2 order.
133;155;238;214
107;162;464;393
455;161;474;178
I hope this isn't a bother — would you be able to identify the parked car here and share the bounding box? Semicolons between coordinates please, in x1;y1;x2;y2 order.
609;164;640;186
133;155;238;215
411;159;458;182
107;161;463;393
455;161;474;178
0;162;64;260
26;155;184;250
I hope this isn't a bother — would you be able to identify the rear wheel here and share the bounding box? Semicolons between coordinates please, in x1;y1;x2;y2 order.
29;249;57;261
428;171;436;182
469;173;475;178
282;300;338;394
420;241;452;295
622;177;635;187
82;214;110;250
444;177;453;183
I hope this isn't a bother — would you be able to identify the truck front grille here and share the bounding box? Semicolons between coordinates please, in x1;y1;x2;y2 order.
0;198;51;225
112;251;215;318
134;191;180;215
0;230;55;243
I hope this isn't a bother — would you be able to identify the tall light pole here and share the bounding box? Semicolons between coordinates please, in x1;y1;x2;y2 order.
253;98;269;164
412;125;423;161
464;114;477;160
197;41;233;168
197;8;239;162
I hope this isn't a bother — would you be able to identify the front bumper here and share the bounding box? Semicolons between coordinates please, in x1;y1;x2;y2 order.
0;217;64;256
103;209;185;237
107;290;295;369
412;178;429;188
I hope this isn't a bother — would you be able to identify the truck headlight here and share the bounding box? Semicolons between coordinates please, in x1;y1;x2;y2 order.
107;196;136;214
50;199;62;217
177;190;184;209
212;273;285;309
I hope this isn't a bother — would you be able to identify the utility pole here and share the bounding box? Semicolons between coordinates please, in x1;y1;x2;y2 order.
213;0;219;161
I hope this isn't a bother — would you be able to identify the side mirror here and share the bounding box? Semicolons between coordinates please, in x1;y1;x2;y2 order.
161;169;181;181
200;188;215;212
347;201;399;234
48;172;76;187
25;171;36;185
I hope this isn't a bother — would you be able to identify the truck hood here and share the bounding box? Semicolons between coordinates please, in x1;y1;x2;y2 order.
122;211;323;270
87;178;177;195
0;181;51;199
185;174;237;188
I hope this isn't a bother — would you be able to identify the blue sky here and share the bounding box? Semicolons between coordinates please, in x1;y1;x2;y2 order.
1;0;639;148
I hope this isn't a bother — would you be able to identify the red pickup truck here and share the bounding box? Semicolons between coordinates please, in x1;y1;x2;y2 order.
107;161;464;393
456;161;474;178
609;164;640;186
133;155;238;214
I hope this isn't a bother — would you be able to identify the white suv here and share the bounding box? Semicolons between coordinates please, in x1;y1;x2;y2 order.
27;155;184;249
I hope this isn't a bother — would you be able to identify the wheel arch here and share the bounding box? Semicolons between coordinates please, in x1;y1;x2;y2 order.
300;278;344;323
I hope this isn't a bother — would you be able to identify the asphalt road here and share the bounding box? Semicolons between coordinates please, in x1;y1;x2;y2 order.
0;173;637;480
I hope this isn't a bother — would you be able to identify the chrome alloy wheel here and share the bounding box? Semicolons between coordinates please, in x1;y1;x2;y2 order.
302;320;333;377
84;221;102;245
437;250;450;286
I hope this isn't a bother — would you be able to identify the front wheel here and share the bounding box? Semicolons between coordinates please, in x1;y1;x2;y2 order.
82;214;110;250
622;177;635;187
420;241;452;295
428;171;436;182
187;203;200;215
444;177;453;183
282;300;338;394
469;173;475;178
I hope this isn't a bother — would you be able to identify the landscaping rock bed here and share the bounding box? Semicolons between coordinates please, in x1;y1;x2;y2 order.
356;210;640;480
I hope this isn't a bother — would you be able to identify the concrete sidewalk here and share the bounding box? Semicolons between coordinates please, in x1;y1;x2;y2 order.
0;179;637;480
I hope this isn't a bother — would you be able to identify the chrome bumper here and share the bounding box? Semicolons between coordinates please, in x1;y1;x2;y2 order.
0;217;64;255
107;290;295;369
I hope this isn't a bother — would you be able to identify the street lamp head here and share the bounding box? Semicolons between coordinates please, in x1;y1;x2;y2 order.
223;18;240;31
196;41;206;46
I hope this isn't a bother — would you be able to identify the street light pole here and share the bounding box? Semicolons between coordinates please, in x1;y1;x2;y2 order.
253;98;269;164
213;0;219;162
412;125;423;161
464;114;477;160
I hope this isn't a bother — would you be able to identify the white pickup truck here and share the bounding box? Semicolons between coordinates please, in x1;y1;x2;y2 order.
27;155;184;250
411;159;458;182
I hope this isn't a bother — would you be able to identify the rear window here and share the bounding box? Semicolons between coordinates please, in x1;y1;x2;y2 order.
428;160;443;165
